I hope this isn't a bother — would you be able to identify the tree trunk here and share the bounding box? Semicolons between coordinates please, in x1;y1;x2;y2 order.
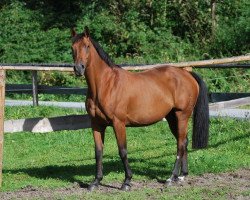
211;0;217;38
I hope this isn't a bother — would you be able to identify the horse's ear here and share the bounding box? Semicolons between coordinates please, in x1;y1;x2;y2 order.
71;28;77;37
84;26;90;38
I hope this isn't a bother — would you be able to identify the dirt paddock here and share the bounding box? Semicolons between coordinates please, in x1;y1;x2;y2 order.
1;168;249;200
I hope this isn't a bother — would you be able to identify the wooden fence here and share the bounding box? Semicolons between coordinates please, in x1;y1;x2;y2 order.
0;54;250;186
3;62;250;106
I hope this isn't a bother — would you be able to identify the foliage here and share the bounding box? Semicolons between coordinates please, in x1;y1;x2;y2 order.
1;0;249;64
210;0;250;56
0;0;249;94
0;2;71;63
195;68;250;92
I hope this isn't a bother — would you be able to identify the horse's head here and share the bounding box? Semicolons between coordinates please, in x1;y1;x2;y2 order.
71;26;91;76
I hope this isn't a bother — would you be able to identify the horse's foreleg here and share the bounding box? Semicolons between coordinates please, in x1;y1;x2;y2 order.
88;123;106;192
113;119;132;191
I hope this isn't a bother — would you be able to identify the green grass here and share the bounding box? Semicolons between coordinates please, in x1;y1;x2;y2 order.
238;105;250;109
5;106;86;120
2;106;250;199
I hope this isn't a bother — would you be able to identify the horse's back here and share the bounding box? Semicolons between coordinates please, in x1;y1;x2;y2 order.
127;66;198;99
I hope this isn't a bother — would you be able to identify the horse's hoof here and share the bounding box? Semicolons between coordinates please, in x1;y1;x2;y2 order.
88;184;98;192
165;176;179;187
165;179;173;187
121;183;131;191
178;176;185;182
165;176;186;187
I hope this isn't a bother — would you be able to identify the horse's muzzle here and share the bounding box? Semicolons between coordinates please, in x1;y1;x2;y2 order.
74;63;85;76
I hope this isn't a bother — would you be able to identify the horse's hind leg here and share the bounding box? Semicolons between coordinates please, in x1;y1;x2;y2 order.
166;110;189;185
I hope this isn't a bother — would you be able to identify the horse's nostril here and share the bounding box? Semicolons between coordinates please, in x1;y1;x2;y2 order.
73;64;85;76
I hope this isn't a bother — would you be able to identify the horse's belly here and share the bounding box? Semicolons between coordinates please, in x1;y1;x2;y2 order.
126;104;172;126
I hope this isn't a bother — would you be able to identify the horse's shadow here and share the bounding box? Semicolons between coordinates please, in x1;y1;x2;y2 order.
4;156;171;189
4;143;175;189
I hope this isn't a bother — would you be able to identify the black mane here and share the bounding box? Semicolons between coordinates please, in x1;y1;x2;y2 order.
90;38;118;68
72;34;118;68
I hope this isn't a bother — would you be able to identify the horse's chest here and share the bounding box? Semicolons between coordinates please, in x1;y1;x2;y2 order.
86;98;110;122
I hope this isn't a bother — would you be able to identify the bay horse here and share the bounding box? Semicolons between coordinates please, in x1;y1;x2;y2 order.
71;27;209;191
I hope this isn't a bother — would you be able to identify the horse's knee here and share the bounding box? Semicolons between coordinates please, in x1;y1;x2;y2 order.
95;148;103;159
119;148;127;159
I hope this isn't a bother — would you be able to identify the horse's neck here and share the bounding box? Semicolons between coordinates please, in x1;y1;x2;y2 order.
85;49;113;99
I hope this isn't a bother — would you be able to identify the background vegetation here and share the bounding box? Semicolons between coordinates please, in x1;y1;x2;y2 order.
0;0;249;96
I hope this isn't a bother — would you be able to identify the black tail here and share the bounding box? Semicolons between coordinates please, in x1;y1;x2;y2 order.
190;72;209;149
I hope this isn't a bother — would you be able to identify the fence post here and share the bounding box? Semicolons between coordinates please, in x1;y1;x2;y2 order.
0;69;6;187
32;71;38;106
184;67;193;71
